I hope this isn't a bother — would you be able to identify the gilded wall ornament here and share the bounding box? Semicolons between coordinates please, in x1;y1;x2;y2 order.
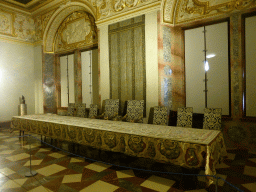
54;11;97;53
163;0;256;25
0;10;14;36
97;0;159;20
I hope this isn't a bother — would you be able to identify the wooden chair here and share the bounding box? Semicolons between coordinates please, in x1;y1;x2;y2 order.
67;103;76;116
152;106;168;125
88;104;98;118
203;108;222;130
102;99;119;120
76;103;87;118
177;107;193;128
123;100;144;123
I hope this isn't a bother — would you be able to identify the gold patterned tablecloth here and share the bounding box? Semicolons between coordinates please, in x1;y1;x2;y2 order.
11;114;227;186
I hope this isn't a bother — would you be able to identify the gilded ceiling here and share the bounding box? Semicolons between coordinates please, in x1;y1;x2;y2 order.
13;0;33;4
1;0;50;11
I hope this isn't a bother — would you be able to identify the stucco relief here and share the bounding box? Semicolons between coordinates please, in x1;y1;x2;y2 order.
0;10;14;36
14;13;35;42
54;11;97;53
44;5;85;53
34;15;42;42
96;0;159;20
163;0;256;25
42;9;56;33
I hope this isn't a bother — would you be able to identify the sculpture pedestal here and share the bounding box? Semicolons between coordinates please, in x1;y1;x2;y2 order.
18;104;27;116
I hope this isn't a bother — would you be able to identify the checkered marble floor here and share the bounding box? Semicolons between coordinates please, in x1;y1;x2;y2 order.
0;129;255;192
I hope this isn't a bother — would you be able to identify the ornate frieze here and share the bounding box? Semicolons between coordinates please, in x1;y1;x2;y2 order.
96;0;160;21
163;0;256;25
0;9;15;36
14;13;35;41
34;15;43;42
41;9;56;34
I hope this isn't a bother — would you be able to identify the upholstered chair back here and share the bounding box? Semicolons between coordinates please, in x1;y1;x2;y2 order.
203;108;222;130
177;107;193;128
76;103;87;118
104;99;119;119
88;104;98;118
153;106;168;125
126;100;144;123
67;103;76;116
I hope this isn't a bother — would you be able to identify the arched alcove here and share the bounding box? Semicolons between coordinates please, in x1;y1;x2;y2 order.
43;1;97;53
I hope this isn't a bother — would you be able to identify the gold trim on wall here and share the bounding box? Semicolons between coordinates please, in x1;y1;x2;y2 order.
162;0;256;26
0;9;15;37
54;11;97;53
96;1;161;26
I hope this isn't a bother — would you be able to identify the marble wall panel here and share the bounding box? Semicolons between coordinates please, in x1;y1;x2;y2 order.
43;53;56;113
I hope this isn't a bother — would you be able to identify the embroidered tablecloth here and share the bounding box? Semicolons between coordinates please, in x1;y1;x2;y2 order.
11;114;227;186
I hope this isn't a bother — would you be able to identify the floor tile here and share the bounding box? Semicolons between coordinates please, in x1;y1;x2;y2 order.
36;164;66;176
248;158;256;164
0;149;15;155
48;152;66;158
0;172;6;178
70;157;84;163
28;185;54;192
22;144;41;149
85;162;111;172
0;167;16;176
116;170;135;178
80;180;119;192
241;182;256;191
215;162;230;169
227;153;236;160
62;173;82;183
140;175;175;192
197;170;227;186
243;165;256;177
0;178;27;189
38;148;51;152
3;138;19;142
14;178;28;186
5;153;30;161
0;145;8;150
24;159;43;166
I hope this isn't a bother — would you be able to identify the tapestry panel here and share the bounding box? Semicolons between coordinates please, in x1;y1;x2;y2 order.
109;15;146;115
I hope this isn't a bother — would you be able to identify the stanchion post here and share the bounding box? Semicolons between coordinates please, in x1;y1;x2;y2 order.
25;135;38;177
216;177;219;192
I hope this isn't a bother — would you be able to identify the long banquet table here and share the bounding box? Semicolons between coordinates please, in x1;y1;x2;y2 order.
11;114;227;186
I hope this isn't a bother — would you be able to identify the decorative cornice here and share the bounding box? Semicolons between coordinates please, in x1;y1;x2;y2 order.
162;0;256;26
96;1;161;27
0;35;35;46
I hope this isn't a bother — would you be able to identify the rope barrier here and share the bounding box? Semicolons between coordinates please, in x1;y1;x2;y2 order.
0;134;244;192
